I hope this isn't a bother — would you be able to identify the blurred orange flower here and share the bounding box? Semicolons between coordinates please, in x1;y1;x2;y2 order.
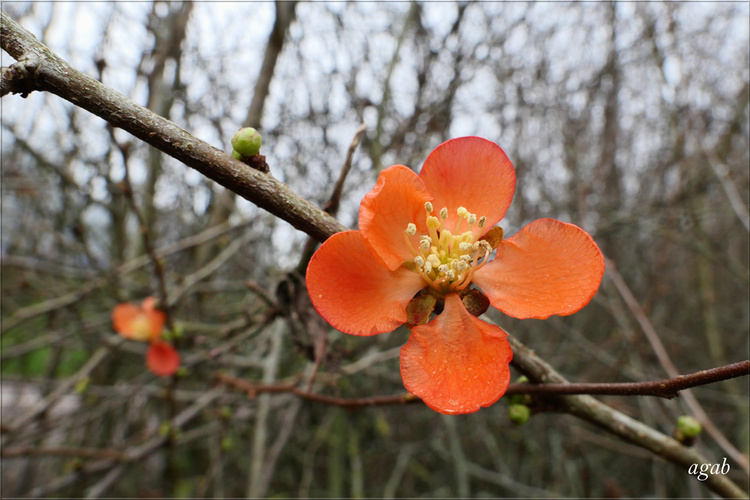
306;137;605;414
112;297;180;377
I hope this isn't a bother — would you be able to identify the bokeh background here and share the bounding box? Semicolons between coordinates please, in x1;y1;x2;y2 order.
2;1;748;497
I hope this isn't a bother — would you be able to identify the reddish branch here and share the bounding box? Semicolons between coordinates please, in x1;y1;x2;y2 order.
215;373;418;408
505;359;750;399
217;359;749;407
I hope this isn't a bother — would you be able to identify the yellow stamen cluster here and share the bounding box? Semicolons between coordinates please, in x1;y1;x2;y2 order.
403;202;492;294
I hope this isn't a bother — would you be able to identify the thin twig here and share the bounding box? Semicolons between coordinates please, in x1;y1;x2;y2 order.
119;159;174;330
1;10;347;244
216;372;418;408
505;360;750;398
606;257;750;474
217;360;748;405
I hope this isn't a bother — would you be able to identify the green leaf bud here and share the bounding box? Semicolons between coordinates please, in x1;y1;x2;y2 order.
508;404;531;425
231;127;262;157
677;415;702;438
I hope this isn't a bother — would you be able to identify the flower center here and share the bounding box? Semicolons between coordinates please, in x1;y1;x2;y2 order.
130;315;155;342
404;202;493;295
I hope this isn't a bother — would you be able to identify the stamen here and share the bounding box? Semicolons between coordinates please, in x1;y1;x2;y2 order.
419;235;432;252
406;203;494;294
427;254;441;268
426;215;441;243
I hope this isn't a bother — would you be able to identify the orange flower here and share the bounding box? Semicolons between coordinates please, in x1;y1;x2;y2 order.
306;137;604;414
112;297;180;377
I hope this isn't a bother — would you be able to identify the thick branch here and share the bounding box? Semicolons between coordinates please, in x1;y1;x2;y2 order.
1;10;346;244
507;334;747;499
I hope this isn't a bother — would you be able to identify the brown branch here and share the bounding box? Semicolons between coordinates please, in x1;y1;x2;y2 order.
217;359;749;405
324;122;367;216
216;355;749;499
119;161;174;331
505;332;748;499
505;359;750;399
215;373;418;409
1;10;346;244
1;446;125;461
606;257;750;474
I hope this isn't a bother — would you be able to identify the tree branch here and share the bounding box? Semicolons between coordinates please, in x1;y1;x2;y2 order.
1;10;346;244
505;359;750;398
216;356;749;498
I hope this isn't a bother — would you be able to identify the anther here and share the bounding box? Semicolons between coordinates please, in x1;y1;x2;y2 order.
414;256;425;267
439;207;448;220
478;216;486;228
406;223;417;236
424;201;433;214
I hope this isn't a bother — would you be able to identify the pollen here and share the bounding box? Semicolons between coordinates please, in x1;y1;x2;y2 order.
403;205;497;294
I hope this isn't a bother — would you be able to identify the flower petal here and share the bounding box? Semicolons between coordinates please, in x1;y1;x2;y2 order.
359;165;433;270
112;303;142;340
306;231;427;336
142;297;166;341
400;293;512;414
419;137;516;236
146;341;180;377
473;218;605;319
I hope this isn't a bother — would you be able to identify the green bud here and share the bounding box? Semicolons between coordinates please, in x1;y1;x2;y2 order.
231;127;262;157
172;322;185;339
231;149;243;160
74;376;90;394
221;437;234;451
158;422;172;437
677;415;702;438
508;404;531;425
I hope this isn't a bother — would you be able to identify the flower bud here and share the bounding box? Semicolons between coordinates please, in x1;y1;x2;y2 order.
508;403;531;425
231;149;243;160
677;416;702;437
231;127;262;157
673;415;702;445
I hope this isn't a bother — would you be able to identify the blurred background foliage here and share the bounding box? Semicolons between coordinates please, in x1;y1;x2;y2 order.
1;1;748;497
